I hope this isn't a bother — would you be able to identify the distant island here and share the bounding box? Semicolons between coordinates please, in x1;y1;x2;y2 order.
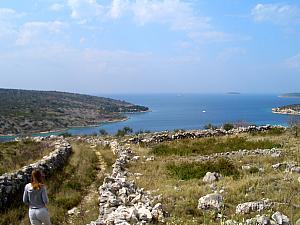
227;92;241;95
0;88;148;135
279;93;300;98
272;104;300;115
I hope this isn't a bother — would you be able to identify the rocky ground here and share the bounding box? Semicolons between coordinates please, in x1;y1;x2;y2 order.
2;125;300;224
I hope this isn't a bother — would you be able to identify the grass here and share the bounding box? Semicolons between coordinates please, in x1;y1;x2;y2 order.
0;142;101;225
0;139;52;174
250;127;286;136
127;131;300;224
151;136;281;156
167;158;240;180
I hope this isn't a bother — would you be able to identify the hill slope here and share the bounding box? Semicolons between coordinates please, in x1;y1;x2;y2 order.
0;89;148;135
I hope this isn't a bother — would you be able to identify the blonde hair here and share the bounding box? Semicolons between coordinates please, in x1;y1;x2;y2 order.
31;170;44;190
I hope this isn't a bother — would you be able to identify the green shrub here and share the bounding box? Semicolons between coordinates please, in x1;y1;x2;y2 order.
167;158;239;180
99;129;108;136
250;127;285;136
203;123;218;130
116;126;133;137
249;167;260;174
223;123;234;131
59;132;73;137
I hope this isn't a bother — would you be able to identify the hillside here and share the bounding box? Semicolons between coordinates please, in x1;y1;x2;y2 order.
0;88;148;135
272;104;300;115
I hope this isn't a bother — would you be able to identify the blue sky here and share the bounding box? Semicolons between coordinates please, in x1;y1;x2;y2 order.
0;0;300;94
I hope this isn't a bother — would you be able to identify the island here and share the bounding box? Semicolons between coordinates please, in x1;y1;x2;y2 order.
227;92;241;95
279;93;300;98
272;104;300;115
0;88;149;135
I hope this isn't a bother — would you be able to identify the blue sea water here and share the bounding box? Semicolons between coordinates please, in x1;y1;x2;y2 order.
0;94;299;142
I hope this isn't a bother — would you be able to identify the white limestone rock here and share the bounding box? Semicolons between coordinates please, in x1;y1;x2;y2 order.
236;199;272;214
198;193;223;210
203;172;222;183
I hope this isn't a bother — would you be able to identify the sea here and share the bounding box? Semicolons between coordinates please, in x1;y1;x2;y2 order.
0;94;300;142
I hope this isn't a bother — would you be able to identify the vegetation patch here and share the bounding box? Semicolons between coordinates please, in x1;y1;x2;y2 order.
0;140;52;174
0;88;148;135
167;158;239;180
151;136;281;156
250;127;286;136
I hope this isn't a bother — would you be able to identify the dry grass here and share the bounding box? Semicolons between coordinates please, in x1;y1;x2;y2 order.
0;142;108;225
128;130;300;224
0;140;53;174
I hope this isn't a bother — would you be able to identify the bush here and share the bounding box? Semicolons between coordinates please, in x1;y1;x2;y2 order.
116;126;133;137
99;129;108;136
59;132;73;137
223;123;234;131
203;123;218;130
250;127;285;136
167;158;239;180
135;129;151;135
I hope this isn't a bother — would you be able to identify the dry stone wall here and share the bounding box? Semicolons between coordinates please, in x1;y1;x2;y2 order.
0;138;72;211
127;125;283;144
88;141;166;225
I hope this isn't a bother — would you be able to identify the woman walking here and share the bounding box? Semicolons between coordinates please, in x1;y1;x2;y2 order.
23;170;51;225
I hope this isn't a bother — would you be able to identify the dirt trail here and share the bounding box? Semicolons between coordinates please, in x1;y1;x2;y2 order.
66;146;108;225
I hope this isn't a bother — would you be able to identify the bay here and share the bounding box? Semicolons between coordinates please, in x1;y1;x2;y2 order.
1;93;299;142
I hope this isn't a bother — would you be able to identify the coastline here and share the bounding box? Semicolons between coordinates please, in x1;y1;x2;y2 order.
272;108;300;116
0;116;130;138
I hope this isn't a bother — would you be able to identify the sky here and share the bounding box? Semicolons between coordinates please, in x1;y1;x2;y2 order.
0;0;300;94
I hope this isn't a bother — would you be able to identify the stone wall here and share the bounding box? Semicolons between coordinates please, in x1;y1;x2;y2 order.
127;125;284;144
88;140;165;225
0;139;72;211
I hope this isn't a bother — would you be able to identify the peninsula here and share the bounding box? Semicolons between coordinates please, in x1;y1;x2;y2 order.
272;104;300;115
279;93;300;98
0;88;148;135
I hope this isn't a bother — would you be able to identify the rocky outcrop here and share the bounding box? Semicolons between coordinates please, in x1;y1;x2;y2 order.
203;172;222;183
272;161;300;173
236;199;272;214
88;141;166;225
0;138;72;211
198;193;223;210
226;212;290;225
127;125;283;144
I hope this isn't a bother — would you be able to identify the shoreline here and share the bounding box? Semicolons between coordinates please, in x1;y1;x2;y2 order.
0;116;130;138
272;108;300;116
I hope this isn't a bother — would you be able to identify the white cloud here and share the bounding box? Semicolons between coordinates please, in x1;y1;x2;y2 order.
108;0;211;30
49;3;64;12
109;0;129;19
64;0;233;43
0;8;24;41
16;21;66;46
107;0;232;43
0;8;20;19
67;0;104;21
285;54;300;69
252;3;300;25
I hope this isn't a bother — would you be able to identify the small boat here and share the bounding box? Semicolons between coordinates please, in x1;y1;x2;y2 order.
202;110;206;113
